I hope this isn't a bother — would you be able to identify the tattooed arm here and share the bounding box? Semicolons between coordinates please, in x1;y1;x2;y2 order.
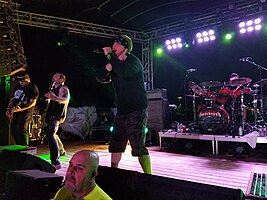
45;85;70;104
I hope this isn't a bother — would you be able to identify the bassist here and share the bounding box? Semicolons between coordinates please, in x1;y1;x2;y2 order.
6;72;39;146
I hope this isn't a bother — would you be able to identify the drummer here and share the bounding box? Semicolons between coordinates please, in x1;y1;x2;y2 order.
227;72;248;123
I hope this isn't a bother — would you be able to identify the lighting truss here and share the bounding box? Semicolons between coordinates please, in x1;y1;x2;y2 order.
0;0;27;77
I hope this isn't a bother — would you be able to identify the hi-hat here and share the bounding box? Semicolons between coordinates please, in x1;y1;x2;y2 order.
254;78;267;86
200;81;223;87
228;77;252;87
188;81;203;95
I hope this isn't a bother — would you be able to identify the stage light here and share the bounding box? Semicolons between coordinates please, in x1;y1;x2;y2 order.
57;41;64;46
165;36;183;51
195;29;216;44
225;33;232;40
238;17;263;34
109;126;114;133
156;48;163;54
144;127;148;134
184;43;190;48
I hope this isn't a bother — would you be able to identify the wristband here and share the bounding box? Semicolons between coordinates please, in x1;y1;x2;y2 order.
107;53;112;60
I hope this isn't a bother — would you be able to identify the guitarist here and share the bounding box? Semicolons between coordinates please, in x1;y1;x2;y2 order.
44;73;70;170
6;71;39;146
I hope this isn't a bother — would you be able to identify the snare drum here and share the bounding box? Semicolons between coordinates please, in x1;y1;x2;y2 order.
198;105;230;133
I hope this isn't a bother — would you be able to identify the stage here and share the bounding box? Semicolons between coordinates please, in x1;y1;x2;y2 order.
33;138;267;197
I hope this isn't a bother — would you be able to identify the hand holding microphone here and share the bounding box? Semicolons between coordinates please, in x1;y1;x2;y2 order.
102;47;112;55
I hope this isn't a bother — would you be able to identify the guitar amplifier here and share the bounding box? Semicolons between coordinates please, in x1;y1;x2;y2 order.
147;89;167;100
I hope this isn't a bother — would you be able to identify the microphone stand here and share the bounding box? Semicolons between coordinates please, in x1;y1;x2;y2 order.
244;58;267;125
184;70;193;122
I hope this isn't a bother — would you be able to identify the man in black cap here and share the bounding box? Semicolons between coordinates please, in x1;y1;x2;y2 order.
100;35;152;174
6;71;39;145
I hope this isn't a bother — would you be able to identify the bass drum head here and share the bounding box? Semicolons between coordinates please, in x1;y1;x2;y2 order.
198;105;230;133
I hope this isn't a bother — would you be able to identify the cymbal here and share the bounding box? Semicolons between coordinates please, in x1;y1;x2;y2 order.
186;94;200;98
228;77;252;87
188;81;202;95
254;78;267;86
200;81;223;87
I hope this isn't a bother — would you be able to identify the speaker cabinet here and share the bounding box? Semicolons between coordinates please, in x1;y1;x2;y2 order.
147;99;170;143
96;166;244;200
0;149;56;194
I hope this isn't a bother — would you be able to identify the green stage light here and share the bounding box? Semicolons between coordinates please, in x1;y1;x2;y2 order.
57;42;63;46
109;126;114;132
223;32;234;43
156;48;163;54
184;43;190;48
144;127;148;134
225;33;233;40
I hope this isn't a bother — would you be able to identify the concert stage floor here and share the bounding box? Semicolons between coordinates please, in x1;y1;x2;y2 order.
35;138;267;195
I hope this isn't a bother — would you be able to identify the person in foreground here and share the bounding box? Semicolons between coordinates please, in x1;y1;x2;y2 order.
101;35;152;174
6;71;39;146
44;73;69;169
54;150;112;200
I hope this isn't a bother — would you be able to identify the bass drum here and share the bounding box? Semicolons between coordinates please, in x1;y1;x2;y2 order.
198;105;230;133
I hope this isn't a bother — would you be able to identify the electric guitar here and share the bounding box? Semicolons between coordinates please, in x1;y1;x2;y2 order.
6;93;26;121
41;81;55;139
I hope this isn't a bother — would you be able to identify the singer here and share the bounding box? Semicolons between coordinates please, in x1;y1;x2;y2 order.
96;35;151;174
44;73;70;170
6;71;39;146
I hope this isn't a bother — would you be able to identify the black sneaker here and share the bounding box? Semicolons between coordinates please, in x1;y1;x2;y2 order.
52;163;62;170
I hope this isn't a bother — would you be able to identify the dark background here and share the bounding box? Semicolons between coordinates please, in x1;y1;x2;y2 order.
19;26;267;111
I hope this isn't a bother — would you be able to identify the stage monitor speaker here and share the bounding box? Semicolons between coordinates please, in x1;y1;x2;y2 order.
96;166;244;200
0;149;55;173
0;149;56;194
6;169;63;200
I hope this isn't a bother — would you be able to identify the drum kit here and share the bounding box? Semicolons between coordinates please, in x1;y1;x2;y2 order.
187;76;267;135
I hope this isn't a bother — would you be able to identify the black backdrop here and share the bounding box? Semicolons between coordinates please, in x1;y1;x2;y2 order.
19;26;267;116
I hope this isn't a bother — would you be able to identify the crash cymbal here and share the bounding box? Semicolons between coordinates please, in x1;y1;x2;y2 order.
254;78;267;86
186;94;200;98
188;81;202;95
228;77;252;87
199;81;223;87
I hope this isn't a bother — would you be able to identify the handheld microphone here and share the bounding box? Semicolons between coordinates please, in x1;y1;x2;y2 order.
187;68;196;72
93;48;103;54
239;57;252;62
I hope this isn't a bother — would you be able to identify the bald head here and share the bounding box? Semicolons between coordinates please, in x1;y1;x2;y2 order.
72;150;99;170
65;150;100;197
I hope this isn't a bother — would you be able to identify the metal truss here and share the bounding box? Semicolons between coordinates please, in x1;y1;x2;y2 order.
142;40;153;90
14;10;146;42
13;10;154;87
145;0;267;40
0;0;27;77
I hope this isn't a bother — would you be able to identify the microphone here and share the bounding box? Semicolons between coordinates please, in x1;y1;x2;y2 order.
187;68;196;72
93;48;103;54
239;57;252;62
